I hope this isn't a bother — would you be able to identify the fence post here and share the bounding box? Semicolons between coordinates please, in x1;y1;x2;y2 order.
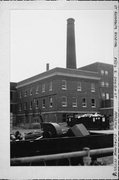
68;158;71;166
83;147;92;166
43;160;46;166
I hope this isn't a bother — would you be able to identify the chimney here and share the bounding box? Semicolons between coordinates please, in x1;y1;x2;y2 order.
66;18;77;69
46;63;49;71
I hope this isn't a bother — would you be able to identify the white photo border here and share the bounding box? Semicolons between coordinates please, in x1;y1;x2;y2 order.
0;1;118;179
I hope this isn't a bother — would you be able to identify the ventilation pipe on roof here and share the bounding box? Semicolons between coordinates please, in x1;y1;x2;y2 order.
46;63;49;71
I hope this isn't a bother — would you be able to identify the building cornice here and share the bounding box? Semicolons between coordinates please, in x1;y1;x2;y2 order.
17;68;100;88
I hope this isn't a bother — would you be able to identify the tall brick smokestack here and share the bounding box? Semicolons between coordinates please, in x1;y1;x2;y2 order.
66;18;76;69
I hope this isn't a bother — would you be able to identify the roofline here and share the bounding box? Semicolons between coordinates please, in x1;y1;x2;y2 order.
10;82;17;85
16;67;100;88
77;69;97;74
78;61;113;70
95;61;113;66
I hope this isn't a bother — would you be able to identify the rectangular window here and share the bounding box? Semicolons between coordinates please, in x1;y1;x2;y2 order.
24;90;27;97
82;98;87;107
36;100;39;109
42;99;45;108
49;81;52;91
101;70;104;75
30;101;32;110
62;96;67;107
77;82;81;91
62;80;67;90
106;93;109;100
42;84;45;92
105;70;108;75
30;88;33;96
72;97;77;107
105;82;109;87
91;99;96;108
36;86;39;94
102;93;105;99
91;83;95;92
24;102;27;110
49;97;53;107
101;82;105;87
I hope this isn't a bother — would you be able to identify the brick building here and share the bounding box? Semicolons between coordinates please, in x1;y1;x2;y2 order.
10;82;17;127
10;18;113;126
14;67;101;125
10;62;113;126
10;82;17;114
79;62;113;117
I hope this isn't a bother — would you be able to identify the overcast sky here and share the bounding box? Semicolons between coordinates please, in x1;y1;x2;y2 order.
10;10;113;82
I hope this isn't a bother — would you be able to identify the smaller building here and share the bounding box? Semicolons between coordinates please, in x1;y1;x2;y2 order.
10;82;17;127
78;62;113;117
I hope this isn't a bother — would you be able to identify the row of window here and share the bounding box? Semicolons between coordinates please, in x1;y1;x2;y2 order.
62;97;96;108
62;81;95;92
102;93;110;100
18;97;96;111
20;81;53;98
19;81;96;98
19;97;53;111
100;82;109;87
101;70;108;76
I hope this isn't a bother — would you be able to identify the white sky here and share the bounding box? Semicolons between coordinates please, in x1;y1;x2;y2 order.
10;10;113;82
